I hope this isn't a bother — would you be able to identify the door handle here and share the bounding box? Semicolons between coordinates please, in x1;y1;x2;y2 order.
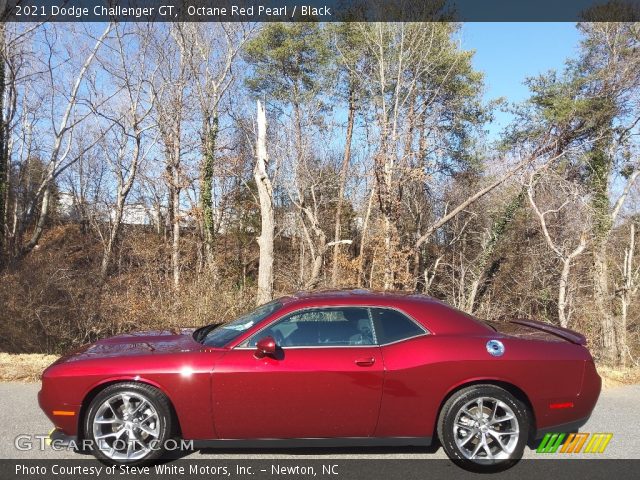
355;357;376;367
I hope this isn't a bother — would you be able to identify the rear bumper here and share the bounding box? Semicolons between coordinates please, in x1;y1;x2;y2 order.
533;414;591;441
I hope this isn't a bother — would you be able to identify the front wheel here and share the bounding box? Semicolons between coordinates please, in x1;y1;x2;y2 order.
84;382;173;465
437;385;529;472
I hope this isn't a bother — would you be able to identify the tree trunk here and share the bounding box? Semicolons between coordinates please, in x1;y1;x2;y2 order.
357;183;376;288
331;85;356;287
589;139;619;364
382;211;393;289
164;132;182;289
100;193;125;281
464;278;482;314
298;230;305;286
171;162;181;289
594;241;617;363
254;100;274;305
619;223;636;368
557;259;572;328
292;98;307;288
201;115;218;273
100;130;142;282
0;23;6;264
469;189;526;311
301;205;332;290
307;250;324;290
21;184;51;255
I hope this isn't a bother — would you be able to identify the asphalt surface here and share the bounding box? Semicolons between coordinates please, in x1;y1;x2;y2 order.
0;382;638;460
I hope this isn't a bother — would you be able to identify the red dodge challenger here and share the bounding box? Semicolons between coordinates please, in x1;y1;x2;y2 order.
39;290;601;470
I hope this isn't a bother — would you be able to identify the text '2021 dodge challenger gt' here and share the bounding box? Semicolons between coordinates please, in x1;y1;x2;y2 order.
39;290;601;471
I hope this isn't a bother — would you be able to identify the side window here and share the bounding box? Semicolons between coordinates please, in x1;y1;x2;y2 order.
371;308;425;345
246;307;375;347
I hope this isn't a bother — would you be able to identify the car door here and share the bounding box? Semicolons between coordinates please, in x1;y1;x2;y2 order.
370;307;433;438
212;307;384;439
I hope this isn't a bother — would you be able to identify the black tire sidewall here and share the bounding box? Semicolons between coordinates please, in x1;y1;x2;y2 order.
437;385;529;472
84;382;173;466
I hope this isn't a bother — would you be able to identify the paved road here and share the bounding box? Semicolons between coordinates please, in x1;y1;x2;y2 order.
0;382;638;460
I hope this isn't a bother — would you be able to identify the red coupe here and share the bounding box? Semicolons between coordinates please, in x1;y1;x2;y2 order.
39;290;601;470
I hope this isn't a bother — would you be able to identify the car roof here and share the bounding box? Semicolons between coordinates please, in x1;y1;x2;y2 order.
274;289;491;335
278;288;435;304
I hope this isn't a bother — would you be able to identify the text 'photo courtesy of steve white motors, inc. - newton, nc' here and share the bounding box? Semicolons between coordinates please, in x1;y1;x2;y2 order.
14;462;338;477
13;4;333;20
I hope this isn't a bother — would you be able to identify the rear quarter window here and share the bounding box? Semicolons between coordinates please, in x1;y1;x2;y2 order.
371;308;426;345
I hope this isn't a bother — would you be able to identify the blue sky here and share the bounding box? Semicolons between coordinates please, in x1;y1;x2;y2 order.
462;22;582;138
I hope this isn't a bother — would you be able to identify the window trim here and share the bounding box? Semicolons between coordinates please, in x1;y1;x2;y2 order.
234;305;430;350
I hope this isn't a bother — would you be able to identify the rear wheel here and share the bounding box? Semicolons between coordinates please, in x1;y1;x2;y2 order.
437;385;529;472
84;382;173;465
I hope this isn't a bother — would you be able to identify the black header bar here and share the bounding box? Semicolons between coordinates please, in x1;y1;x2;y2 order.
3;0;640;22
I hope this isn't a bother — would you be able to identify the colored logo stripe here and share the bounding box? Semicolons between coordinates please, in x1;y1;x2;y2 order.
584;433;613;453
537;433;612;454
561;432;589;453
537;433;566;453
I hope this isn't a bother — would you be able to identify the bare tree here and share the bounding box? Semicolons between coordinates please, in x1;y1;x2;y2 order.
331;86;356;287
0;20;7;261
95;25;157;281
20;23;114;257
595;166;640;362
330;22;363;286
290;184;352;290
254;100;274;305
527;171;590;327
179;23;254;273
357;181;376;287
617;222;640;366
151;25;191;288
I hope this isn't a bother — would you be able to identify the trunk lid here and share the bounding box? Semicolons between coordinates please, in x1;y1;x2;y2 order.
510;319;587;345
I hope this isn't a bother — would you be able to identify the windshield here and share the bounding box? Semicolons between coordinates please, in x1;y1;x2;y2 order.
195;300;283;348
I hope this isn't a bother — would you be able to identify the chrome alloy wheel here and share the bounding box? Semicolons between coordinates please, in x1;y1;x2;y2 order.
92;391;161;461
453;396;520;462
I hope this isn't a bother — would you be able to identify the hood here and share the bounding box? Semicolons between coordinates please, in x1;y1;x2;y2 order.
54;328;200;363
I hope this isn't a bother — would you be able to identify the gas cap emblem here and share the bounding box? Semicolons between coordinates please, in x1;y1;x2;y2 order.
486;339;505;357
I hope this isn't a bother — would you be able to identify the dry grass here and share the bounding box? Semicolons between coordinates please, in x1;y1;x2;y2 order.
597;364;640;389
0;353;58;382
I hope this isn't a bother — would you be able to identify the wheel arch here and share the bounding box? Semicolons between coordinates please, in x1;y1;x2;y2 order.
435;379;537;441
78;378;182;440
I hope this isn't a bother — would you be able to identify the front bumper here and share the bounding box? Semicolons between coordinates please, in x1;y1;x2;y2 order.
38;385;81;436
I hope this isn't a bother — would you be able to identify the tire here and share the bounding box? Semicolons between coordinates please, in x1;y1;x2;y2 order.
84;382;173;466
437;385;529;472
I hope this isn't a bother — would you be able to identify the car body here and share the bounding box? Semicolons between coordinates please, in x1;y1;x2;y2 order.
39;290;601;469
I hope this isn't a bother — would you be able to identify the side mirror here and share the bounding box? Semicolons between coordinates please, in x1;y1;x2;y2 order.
255;336;277;358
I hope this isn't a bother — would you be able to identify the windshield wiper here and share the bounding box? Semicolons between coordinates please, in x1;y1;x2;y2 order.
193;324;217;343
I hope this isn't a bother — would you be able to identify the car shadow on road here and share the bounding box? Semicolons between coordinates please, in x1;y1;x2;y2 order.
158;442;442;461
201;445;441;455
